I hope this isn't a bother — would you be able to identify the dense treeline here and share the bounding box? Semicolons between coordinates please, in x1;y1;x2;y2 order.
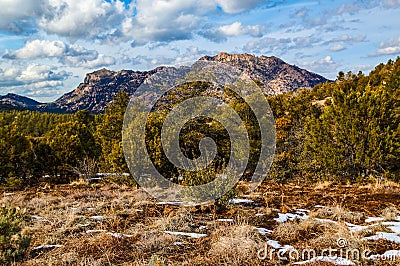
0;57;398;188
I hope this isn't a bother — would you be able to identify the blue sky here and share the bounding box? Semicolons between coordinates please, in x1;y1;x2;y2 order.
0;0;399;102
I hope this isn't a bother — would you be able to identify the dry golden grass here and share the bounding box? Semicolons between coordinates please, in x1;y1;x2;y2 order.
309;204;365;223
1;181;400;265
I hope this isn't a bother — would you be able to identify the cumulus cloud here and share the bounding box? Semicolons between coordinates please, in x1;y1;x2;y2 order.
0;0;44;33
329;44;346;52
0;0;126;38
0;64;70;88
374;37;400;56
3;40;116;68
301;56;339;75
215;0;263;14
38;0;126;38
121;0;270;45
202;22;264;42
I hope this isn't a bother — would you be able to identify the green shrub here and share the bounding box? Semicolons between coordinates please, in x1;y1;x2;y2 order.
0;206;31;264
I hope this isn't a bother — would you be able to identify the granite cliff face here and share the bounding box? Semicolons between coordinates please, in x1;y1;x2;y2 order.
45;67;164;113
200;53;329;95
1;53;329;113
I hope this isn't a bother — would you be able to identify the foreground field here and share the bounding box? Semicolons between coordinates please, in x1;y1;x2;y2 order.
1;180;400;265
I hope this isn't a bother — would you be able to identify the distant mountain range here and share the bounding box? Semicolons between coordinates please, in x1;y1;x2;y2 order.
0;53;329;113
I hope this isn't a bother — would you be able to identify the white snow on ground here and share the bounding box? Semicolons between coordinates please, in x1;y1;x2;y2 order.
106;232;133;238
255;213;265;217
31;215;42;219
274;212;308;223
173;242;183;245
266;238;294;252
217;218;234;222
364;232;400;243
228;198;254;204
32;245;63;251
365;217;385;223
293;256;356;265
86;230;133;238
314;205;326;208
89;215;106;220
164;231;207;238
382;222;400;234
256;227;273;235
370;250;400;260
199;226;207;230
86;230;107;234
315;218;338;224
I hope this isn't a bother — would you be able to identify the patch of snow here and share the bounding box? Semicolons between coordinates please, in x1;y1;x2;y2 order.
217;218;234;222
86;230;107;234
31;215;42;220
173;241;183;245
107;232;133;238
315;218;338;224
274;212;308;223
135;209;144;212
32;245;62;251
78;223;91;227
89;215;105;220
257;228;273;236
267;239;282;249
228;198;254;204
315;205;326;208
266;238;293;252
396;216;400;221
382;222;400;234
365;232;400;244
255;213;265;217
199;226;207;230
164;231;207;238
293;256;355;265
365;217;385;223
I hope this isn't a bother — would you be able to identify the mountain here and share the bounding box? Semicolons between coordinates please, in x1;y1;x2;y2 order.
39;67;165;114
200;53;329;95
1;53;330;114
0;93;42;111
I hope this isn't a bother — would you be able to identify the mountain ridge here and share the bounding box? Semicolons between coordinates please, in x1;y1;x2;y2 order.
0;53;330;113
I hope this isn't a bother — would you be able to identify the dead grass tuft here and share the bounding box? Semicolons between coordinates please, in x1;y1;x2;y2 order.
208;223;266;265
309;205;364;223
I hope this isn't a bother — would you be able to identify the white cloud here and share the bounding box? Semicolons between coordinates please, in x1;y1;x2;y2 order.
0;0;44;33
0;64;70;87
329;44;346;52
215;0;263;14
3;40;116;68
383;0;400;8
38;0;126;38
335;34;366;44
375;37;400;55
301;56;339;75
202;22;264;42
